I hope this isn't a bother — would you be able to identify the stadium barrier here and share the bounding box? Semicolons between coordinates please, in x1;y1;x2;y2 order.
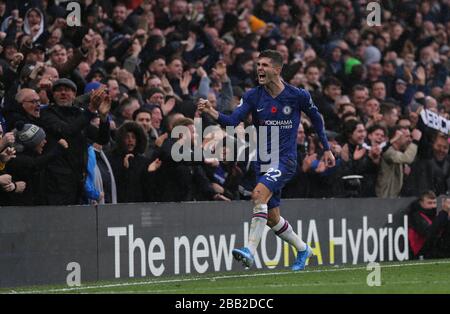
0;198;416;288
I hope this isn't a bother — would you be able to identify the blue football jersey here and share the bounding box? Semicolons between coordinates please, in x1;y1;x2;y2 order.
217;82;330;166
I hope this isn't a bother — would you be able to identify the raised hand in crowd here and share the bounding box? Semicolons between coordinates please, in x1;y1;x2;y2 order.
0;132;15;152
390;129;404;144
180;71;192;95
10;53;24;70
411;129;422;141
57;139;69;149
162;96;176;116
0;147;16;163
30;24;41;38
155;133;168;148
196;66;208;79
353;145;367;161
89;86;106;112
147;158;162;172
161;75;175;96
82;31;96;52
212;60;229;82
49;17;66;32
368;144;382;164
98;93;112;120
29;62;45;80
123;154;134;169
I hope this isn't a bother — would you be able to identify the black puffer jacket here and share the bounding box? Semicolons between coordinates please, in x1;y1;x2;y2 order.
39;104;110;205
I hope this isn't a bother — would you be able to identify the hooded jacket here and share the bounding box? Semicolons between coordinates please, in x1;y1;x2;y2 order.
23;7;45;43
1;7;47;43
107;122;157;203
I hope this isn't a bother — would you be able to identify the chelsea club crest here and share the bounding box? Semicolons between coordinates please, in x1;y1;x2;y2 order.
282;105;292;115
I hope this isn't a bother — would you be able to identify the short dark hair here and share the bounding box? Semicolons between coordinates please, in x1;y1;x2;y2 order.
380;102;396;115
433;132;449;144
144;87;165;100
352;84;367;94
305;63;320;73
398;114;411;122
114;1;127;8
258;50;283;67
119;97;139;112
341;112;358;122
371;80;386;89
323;77;342;89
132;108;152;121
343;119;363;140
367;124;386;135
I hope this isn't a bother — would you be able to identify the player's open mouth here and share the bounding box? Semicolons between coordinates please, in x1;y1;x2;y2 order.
258;74;266;80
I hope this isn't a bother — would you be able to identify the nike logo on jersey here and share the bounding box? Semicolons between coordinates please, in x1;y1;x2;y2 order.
257;108;264;112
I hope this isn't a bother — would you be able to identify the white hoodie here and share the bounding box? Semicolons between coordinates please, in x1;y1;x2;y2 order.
23;7;45;43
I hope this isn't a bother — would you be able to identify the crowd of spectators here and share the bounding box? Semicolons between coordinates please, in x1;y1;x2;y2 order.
1;0;450;206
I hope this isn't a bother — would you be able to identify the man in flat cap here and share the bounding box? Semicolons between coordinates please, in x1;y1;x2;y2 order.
39;78;112;205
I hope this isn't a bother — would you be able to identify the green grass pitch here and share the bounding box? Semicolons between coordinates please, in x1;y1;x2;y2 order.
3;259;450;294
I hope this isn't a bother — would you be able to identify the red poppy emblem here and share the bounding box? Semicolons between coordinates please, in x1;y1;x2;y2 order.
271;106;277;114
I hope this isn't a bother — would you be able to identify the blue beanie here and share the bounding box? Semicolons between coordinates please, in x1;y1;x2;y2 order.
84;81;102;94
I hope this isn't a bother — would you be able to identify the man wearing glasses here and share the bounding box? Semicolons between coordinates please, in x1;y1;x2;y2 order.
5;88;42;131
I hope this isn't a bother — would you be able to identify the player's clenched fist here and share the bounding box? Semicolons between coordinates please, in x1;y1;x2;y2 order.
197;98;210;112
197;98;219;120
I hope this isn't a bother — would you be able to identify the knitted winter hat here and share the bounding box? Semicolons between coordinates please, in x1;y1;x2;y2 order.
345;57;362;75
248;15;266;33
15;121;46;149
363;46;381;65
84;81;102;94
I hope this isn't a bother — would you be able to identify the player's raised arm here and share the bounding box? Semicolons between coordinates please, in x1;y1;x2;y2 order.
197;95;252;127
300;90;336;167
